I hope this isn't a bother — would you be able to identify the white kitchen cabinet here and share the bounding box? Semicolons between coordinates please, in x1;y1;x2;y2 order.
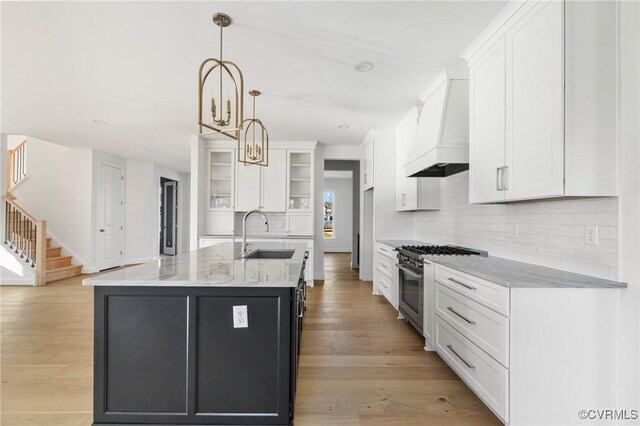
236;149;287;212
395;113;440;211
430;262;620;425
287;150;314;211
423;259;435;350
374;242;398;308
464;0;618;203
261;150;287;211
469;38;507;203
361;137;374;191
286;212;313;236
207;149;235;211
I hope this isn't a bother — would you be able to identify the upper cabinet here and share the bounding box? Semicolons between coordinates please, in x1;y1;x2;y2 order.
361;137;374;191
236;149;287;212
395;112;440;211
207;149;235;211
464;0;618;203
287;151;314;211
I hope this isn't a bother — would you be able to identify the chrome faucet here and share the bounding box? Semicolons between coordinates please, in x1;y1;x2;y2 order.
242;209;269;257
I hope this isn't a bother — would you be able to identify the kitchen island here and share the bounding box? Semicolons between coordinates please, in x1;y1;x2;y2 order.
83;242;308;426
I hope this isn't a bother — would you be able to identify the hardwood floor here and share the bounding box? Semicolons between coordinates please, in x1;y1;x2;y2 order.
0;253;500;425
295;253;501;425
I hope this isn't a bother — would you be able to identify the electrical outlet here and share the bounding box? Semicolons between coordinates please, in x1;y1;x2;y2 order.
233;305;248;328
585;226;599;246
507;224;519;239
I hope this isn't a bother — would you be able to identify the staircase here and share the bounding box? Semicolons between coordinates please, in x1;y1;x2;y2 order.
44;237;83;283
3;196;83;285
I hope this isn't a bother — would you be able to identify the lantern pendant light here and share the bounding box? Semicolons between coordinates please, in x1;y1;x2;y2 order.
198;12;244;139
239;89;269;166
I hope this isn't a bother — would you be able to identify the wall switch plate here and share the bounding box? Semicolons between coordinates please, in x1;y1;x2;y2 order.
507;224;519;239
233;305;248;328
585;226;599;245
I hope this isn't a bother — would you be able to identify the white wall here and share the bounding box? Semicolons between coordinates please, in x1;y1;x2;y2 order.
617;0;640;409
413;171;618;280
10;136;94;268
124;159;156;263
323;175;353;253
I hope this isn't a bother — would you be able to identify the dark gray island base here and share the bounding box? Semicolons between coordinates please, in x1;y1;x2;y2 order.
86;243;308;426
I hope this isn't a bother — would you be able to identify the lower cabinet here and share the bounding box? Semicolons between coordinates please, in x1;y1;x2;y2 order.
93;285;302;425
423;259;435;349
374;243;398;308
429;263;621;425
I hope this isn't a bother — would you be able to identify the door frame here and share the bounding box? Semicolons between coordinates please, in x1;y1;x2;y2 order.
96;160;125;271
161;179;178;256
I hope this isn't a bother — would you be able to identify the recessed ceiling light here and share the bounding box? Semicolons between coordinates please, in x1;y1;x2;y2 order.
355;61;374;72
338;124;349;129
92;119;107;125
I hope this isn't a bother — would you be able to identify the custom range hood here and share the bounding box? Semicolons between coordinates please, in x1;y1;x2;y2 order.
404;70;470;178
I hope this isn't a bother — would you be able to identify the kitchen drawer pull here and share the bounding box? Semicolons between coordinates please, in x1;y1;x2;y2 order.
380;263;388;269
447;306;476;324
447;344;476;369
496;167;502;191
448;277;477;291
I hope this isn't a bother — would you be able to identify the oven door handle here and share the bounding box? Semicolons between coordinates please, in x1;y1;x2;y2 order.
396;264;423;279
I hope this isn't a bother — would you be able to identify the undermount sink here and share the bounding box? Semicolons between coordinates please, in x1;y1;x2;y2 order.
243;249;295;260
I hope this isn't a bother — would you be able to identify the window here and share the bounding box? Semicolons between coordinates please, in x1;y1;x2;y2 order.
324;192;334;238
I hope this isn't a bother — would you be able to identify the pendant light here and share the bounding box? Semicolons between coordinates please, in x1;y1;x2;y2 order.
239;89;269;166
198;12;244;139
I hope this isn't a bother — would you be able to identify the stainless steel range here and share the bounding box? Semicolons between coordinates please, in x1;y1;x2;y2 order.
396;245;487;334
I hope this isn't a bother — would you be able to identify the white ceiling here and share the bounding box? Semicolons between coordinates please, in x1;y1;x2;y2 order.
1;1;506;172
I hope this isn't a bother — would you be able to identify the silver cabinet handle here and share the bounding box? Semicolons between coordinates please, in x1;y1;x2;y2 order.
447;344;476;369
496;167;502;191
448;277;477;291
447;306;476;324
380;263;388;269
502;166;509;190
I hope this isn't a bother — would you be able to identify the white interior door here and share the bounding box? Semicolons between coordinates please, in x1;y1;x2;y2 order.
97;162;124;270
163;181;178;255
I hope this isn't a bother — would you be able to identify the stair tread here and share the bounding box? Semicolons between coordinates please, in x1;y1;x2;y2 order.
47;255;72;261
46;264;81;273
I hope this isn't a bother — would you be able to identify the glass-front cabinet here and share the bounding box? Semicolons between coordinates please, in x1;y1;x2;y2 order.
287;151;313;211
207;149;234;211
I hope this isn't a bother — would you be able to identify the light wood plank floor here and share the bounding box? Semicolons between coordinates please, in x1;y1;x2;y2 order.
1;253;501;425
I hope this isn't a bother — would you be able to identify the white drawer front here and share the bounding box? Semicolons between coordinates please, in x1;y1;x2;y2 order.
376;243;396;258
435;264;509;316
376;270;395;307
436;283;509;367
436;317;509;423
376;251;395;279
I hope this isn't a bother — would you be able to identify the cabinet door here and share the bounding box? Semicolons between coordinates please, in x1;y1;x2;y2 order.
505;0;564;200
363;140;374;190
469;38;506;203
261;150;287;212
395;119;417;211
286;213;314;236
207;149;235;211
235;152;261;212
287;151;314;211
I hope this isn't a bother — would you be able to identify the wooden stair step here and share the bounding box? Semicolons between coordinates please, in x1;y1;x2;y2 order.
46;237;52;248
45;264;82;283
46;246;62;258
46;255;73;269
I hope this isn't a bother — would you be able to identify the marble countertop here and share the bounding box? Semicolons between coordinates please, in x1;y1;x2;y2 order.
83;242;308;288
200;234;314;240
423;255;626;289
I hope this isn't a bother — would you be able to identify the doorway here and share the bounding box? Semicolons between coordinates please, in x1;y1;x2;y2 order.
323;170;353;254
96;161;124;270
159;177;178;256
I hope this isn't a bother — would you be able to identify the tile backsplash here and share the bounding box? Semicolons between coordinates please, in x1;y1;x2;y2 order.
413;171;619;280
234;212;286;236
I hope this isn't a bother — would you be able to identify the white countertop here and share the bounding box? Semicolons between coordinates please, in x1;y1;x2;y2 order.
83;242;308;288
200;234;314;240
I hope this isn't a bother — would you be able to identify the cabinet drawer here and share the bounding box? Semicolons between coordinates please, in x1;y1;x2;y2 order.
436;317;508;423
436;283;509;367
435;264;509;316
376;243;395;258
376;252;396;279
